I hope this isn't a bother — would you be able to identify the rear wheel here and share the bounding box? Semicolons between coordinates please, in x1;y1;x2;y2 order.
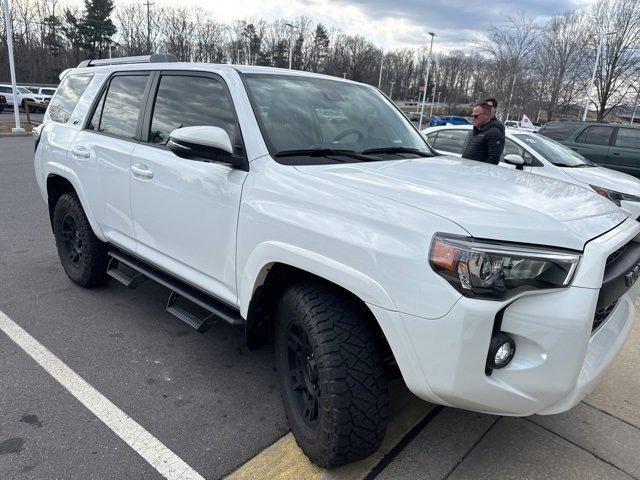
53;193;109;287
276;283;388;468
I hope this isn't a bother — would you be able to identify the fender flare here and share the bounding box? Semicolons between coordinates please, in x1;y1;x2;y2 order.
46;163;107;242
239;241;397;317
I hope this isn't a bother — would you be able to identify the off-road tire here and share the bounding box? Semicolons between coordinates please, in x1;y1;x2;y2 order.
53;193;109;287
276;283;389;468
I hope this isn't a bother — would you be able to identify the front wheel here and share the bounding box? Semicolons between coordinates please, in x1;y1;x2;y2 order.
276;284;389;468
53;193;109;287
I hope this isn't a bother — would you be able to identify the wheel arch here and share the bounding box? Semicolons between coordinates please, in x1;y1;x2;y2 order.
46;173;105;241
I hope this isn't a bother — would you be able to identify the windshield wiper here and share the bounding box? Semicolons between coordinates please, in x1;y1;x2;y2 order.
274;148;378;162
361;147;432;157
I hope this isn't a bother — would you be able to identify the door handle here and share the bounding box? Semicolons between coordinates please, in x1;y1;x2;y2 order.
70;145;91;159
612;152;620;156
131;163;154;179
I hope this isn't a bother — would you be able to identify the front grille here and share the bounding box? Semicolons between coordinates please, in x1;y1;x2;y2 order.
606;244;628;266
593;301;617;332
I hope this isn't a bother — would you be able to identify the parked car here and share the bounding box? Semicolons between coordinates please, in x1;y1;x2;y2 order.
0;94;6;113
0;84;47;111
423;125;640;220
37;87;57;103
538;121;640;178
504;120;538;132
35;54;640;468
403;111;430;126
438;115;472;125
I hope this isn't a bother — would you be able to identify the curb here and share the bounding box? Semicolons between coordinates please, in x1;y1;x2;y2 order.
0;133;33;138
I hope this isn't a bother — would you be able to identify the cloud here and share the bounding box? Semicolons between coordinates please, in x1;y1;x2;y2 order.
145;0;596;51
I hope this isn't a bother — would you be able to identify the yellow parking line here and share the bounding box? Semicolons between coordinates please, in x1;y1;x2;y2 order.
226;381;435;480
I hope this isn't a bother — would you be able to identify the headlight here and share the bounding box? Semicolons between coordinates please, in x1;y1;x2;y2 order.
429;234;581;300
590;185;640;206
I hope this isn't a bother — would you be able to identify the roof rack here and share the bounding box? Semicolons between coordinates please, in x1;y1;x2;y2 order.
77;53;179;68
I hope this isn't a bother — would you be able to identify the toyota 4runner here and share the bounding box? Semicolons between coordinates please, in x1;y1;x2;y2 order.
34;54;640;468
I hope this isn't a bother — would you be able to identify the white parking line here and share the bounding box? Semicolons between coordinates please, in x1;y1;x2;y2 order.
0;310;205;480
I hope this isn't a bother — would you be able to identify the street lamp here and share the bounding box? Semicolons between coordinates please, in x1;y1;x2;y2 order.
582;31;615;121
378;52;384;89
418;32;436;131
285;22;296;70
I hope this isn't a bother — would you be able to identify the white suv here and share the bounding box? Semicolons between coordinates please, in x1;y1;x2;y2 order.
34;54;640;467
0;84;47;111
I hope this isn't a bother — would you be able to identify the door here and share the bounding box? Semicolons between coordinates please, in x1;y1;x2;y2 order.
129;72;247;305
609;127;640;177
568;125;614;165
70;72;151;251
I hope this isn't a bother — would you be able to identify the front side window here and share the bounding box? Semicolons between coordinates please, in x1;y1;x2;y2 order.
243;74;430;163
48;74;93;124
88;75;148;139
615;128;640;149
576;126;614;146
148;75;236;145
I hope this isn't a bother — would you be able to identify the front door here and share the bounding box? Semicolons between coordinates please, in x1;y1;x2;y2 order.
129;72;247;305
569;125;614;166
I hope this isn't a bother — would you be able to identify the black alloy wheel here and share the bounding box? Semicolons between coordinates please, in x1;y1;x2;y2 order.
61;214;83;267
287;324;320;426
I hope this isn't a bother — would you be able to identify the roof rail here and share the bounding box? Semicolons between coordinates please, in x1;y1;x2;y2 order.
77;53;179;68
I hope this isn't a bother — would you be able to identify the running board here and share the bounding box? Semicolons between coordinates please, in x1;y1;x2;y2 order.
107;250;244;329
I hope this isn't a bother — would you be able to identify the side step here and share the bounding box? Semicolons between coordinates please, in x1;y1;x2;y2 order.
107;250;245;330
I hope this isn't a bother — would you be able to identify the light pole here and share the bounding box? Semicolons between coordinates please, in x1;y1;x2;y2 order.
583;31;615;121
378;53;384;89
2;0;23;133
418;32;436;131
389;81;395;100
630;77;639;124
429;82;437;116
436;91;442;114
505;73;516;122
286;23;295;70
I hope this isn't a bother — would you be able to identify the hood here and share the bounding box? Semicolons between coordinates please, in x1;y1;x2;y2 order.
562;165;640;196
296;156;627;250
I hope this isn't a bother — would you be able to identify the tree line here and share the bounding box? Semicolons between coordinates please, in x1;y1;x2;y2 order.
1;0;639;121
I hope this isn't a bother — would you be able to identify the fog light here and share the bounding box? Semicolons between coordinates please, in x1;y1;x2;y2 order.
486;332;516;370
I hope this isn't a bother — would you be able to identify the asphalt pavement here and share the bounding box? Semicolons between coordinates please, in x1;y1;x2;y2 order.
1;136;639;479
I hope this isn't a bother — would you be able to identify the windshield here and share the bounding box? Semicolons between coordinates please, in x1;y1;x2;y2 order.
17;87;31;94
243;74;431;162
513;133;595;167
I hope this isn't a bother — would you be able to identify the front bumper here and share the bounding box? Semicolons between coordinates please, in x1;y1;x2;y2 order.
373;218;640;416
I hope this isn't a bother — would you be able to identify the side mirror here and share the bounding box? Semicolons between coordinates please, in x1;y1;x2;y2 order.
168;126;247;171
503;154;525;170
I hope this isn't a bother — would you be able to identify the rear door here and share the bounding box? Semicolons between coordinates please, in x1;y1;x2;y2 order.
428;128;468;156
609;127;640;177
568;125;614;165
70;72;152;251
129;71;247;305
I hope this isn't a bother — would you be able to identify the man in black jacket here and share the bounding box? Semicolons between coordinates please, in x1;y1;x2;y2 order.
461;102;504;165
484;97;504;135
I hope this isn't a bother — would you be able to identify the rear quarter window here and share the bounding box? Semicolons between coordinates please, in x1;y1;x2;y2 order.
48;74;93;124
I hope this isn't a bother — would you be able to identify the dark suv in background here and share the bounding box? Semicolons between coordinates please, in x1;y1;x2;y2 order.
538;121;640;177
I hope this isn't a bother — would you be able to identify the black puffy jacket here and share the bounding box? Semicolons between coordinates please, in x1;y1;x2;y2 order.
461;118;505;165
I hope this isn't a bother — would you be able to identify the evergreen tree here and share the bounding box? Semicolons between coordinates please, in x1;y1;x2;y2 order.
81;0;116;58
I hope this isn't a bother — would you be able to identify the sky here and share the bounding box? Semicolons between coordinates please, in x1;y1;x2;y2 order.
148;0;597;52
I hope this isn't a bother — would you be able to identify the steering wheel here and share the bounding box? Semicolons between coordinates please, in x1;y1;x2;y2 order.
332;129;364;143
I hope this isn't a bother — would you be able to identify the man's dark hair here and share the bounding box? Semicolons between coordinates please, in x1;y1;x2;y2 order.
484;97;498;108
475;102;492;113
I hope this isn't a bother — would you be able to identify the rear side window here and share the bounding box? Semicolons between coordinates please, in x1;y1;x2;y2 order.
539;123;578;140
576;126;614;146
148;75;236;145
48;74;93;123
431;129;468;154
615;128;640;149
88;75;148;139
